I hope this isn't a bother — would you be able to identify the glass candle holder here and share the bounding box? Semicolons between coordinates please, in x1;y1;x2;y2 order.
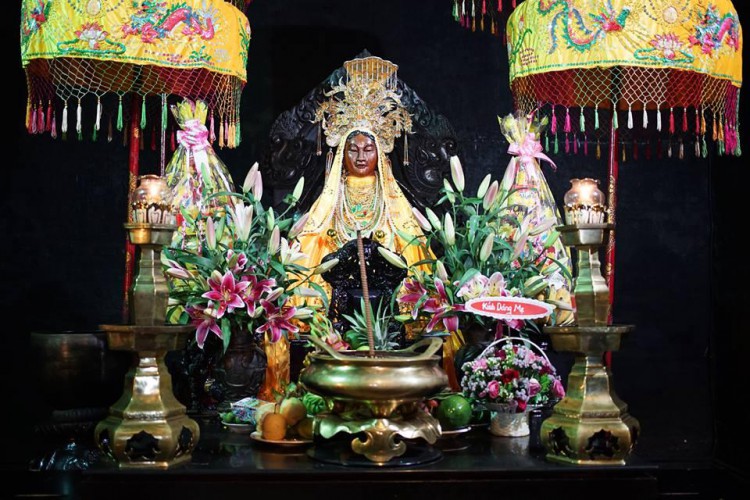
130;175;176;225
563;178;606;225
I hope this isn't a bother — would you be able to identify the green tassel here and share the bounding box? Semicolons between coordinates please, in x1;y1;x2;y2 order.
545;133;549;151
452;0;459;20
140;98;146;129
594;106;600;130
117;98;123;131
92;128;97;141
701;136;708;158
736;141;742;156
579;108;585;132
235;122;241;146
161;95;167;132
613;110;619;130
554;134;559;154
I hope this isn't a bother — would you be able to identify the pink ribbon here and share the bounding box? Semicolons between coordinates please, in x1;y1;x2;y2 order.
176;119;210;152
507;133;557;171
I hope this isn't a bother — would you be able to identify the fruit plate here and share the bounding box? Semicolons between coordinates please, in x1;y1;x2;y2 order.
250;431;313;447
223;422;254;434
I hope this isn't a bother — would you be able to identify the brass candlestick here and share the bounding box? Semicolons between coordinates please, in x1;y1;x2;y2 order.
95;175;199;469
542;223;638;465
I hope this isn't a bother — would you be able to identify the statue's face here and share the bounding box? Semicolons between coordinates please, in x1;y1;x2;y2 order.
344;133;377;177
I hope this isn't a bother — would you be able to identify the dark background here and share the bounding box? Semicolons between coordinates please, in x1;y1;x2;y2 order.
3;0;748;476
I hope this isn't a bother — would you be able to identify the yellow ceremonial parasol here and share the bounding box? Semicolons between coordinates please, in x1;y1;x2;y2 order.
20;0;251;319
507;0;743;328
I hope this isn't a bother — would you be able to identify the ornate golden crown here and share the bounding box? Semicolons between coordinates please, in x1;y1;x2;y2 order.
314;55;413;154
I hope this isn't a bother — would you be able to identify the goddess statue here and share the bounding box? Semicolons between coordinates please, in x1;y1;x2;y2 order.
294;55;431;302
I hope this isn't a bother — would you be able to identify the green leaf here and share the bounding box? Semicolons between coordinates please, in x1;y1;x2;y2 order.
458;268;480;287
309;282;330;310
221;318;231;353
545;255;574;283
269;259;287;277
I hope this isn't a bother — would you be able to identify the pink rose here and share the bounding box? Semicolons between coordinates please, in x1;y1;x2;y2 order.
528;378;541;397
552;378;565;399
487;380;500;399
473;358;488;370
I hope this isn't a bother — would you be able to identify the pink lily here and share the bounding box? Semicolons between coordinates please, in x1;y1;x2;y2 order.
240;275;276;316
202;270;249;317
423;278;464;333
225;249;248;274
397;279;428;319
256;299;299;343
486;272;507;297
456;273;488;300
186;305;223;349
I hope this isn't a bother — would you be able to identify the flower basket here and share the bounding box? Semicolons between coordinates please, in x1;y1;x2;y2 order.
461;336;564;437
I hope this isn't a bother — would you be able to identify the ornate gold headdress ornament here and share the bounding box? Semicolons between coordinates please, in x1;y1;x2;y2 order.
314;55;413;157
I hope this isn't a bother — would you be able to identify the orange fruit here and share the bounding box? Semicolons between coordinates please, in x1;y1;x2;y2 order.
262;413;288;441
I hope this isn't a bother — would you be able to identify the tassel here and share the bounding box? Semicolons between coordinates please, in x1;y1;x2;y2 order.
701;109;707;135
565;134;570;154
554;134;559;154
669;108;675;134
695;107;700;134
218;118;225;148
701;135;707;158
171;128;176;151
627;105;633;129
96;97;102;133
513;0;516;7
622;142;626;162
584;134;589;156
46;101;53;132
76;99;82;141
613;109;619;130
491;18;496;35
480;16;484;32
596;140;601;160
564;107;571;133
498;0;502;12
26;98;32;133
482;0;487;15
224;118;230;145
140;97;146;129
62;101;68;139
117;96;123;131
579;108;585;132
236;120;242;147
712;113;718;141
656;107;662;131
573;134;578;154
36;105;44;134
643;107;648;129
594;105;600;130
682;107;688;132
30;104;37;134
51;111;57;139
453;0;459;21
695;136;700;157
404;134;410;165
551;106;557;134
107;115;113;142
679;139;684;160
545;133;549;151
316;121;322;156
667;142;672;158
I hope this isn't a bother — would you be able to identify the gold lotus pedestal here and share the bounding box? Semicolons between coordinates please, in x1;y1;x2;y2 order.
300;337;448;466
95;222;199;469
542;224;639;465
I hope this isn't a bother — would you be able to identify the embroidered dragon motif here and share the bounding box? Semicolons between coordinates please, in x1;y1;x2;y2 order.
539;0;631;53
122;1;215;44
688;4;740;56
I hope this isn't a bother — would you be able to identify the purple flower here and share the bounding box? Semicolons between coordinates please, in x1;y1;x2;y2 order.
397;279;428;319
186;305;222;349
240;275;276;316
256;299;299;343
202;271;249;317
423;279;465;333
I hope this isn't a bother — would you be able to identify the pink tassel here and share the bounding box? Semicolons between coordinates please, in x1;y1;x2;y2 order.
551;106;558;134
512;0;517;7
726;122;737;153
50;112;57;139
209;110;216;143
564;107;572;133
669;108;675;134
565;133;570;153
573;135;578;154
498;0;502;12
171;129;176;151
682;107;688;132
482;0;487;15
46;102;53;132
37;106;45;134
584;134;589;156
31;105;38;134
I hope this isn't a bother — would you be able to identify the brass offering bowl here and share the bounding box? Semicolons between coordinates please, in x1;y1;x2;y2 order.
300;337;449;464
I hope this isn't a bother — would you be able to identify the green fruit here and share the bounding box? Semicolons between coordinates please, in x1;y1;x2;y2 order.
437;394;472;430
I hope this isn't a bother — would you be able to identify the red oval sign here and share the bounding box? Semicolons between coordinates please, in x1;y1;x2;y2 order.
464;297;554;320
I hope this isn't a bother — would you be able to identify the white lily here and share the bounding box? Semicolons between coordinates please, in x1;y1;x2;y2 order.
479;232;495;262
293;307;314;319
296;287;320;297
288;212;310;239
206;217;217;250
313;258;340;275
435;260;449;282
279;237;307;265
476;174;491;198
444;213;455;246
266;287;284;302
411;207;432;232
378;247;408;269
483;181;499;210
229;202;254;242
266;209;275;230
292;177;305;202
253;170;264;200
267;226;281;255
443;179;456;203
242;162;259;193
425;207;442;231
449;155;465;192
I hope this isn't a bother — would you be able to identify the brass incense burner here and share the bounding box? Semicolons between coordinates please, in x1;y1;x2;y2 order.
300;336;448;464
542;223;639;465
